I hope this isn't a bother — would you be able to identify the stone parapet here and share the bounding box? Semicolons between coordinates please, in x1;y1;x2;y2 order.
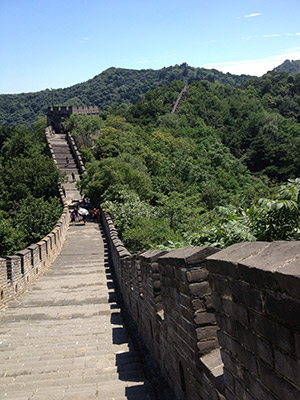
101;205;300;400
0;130;70;309
206;241;300;400
66;132;86;175
101;208;226;400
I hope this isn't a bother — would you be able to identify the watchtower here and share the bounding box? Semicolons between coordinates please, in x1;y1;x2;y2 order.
47;105;99;133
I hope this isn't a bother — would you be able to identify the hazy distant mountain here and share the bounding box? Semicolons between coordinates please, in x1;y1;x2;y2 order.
0;64;253;126
273;59;300;75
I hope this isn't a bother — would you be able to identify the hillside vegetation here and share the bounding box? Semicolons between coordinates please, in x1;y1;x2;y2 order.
0;118;62;256
67;70;300;252
0;64;252;127
273;59;300;75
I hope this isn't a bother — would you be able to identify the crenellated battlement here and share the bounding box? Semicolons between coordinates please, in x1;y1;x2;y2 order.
47;105;98;132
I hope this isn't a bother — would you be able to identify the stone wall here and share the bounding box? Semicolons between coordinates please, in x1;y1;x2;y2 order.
101;208;300;400
66;132;86;175
206;242;300;400
101;208;226;400
0;188;69;310
0;131;70;310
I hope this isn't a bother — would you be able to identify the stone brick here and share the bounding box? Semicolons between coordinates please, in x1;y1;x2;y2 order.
274;348;300;389
189;281;211;297
257;358;300;400
204;294;215;310
231;280;262;312
275;262;300;298
236;324;273;366
194;310;216;326
191;298;206;312
223;368;234;391
249;310;294;354
264;292;300;327
186;267;209;283
220;349;243;381
242;367;277;400
221;297;249;326
211;293;222;312
234;377;256;400
218;331;258;375
196;325;218;341
197;338;220;355
208;274;232;296
214;312;237;337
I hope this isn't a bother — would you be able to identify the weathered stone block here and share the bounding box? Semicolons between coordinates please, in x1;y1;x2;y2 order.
189;281;211;297
197;338;220;355
208;274;232;296
236;324;273;366
218;331;258;375
249;310;293;354
221;297;249;326
191;298;206;312
194;311;216;326
264;292;300;327
257;358;300;400
187;267;209;283
231;280;262;312
196;325;218;341
274;348;300;389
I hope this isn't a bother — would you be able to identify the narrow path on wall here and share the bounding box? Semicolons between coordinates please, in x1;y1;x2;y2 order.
0;133;153;400
171;84;189;114
50;133;81;205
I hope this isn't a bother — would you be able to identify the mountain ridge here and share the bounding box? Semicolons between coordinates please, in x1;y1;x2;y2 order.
0;64;252;126
273;59;300;75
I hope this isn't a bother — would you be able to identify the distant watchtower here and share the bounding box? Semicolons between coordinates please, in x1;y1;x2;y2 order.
47;105;99;133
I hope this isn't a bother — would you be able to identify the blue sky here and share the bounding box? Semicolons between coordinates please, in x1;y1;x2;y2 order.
0;0;300;94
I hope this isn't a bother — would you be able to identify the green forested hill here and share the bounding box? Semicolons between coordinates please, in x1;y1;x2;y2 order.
2;65;300;254
273;59;300;75
65;71;300;252
0;64;252;127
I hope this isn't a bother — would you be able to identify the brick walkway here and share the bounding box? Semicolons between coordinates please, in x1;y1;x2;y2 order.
0;221;152;400
0;133;152;399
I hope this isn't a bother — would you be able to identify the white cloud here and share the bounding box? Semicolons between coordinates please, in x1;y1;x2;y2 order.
285;46;300;52
79;37;89;44
200;51;300;76
264;34;280;38
138;59;151;64
244;13;261;18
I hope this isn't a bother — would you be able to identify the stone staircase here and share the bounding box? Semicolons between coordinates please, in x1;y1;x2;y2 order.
49;133;81;206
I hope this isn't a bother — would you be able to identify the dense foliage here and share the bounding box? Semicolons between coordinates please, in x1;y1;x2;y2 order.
274;59;300;75
0;65;252;127
68;70;300;253
0;119;62;256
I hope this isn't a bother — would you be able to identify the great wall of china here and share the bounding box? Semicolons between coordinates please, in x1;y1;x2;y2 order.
0;126;299;400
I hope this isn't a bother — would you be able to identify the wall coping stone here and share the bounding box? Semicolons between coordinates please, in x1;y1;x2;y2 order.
16;249;31;257
159;245;220;267
206;241;300;297
138;249;168;262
